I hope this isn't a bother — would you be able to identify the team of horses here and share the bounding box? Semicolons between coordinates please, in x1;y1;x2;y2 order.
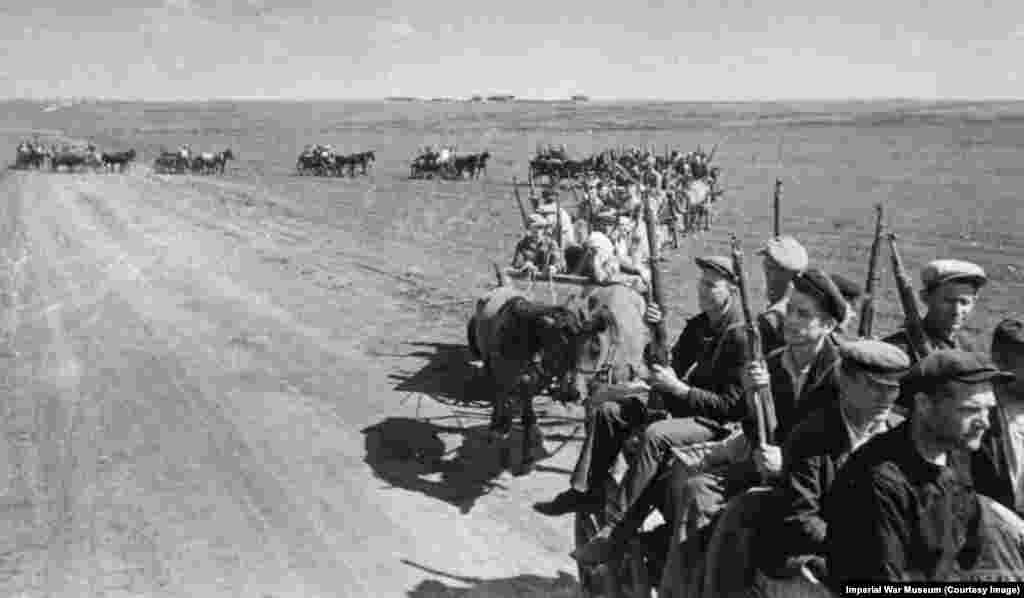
295;150;376;177
153;148;234;175
14;142;139;173
409;150;491;180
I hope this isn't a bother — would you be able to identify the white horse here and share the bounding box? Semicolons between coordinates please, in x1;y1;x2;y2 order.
675;179;715;233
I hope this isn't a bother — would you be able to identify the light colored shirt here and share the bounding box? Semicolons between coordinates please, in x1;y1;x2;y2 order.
781;346;813;400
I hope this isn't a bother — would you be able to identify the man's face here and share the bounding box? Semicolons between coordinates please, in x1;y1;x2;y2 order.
762;257;794;301
920;381;996;452
920;282;979;335
697;269;732;314
839;367;898;425
783;290;835;347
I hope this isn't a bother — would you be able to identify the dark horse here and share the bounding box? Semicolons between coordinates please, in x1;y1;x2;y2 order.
101;149;137;173
467;281;587;474
349;151;375;176
454;151;491;179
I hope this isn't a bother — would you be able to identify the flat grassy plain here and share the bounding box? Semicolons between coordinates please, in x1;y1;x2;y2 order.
0;98;1022;596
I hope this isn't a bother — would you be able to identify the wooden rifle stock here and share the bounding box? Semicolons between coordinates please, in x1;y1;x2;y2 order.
858;203;884;338
642;190;669;367
731;236;777;447
887;233;931;361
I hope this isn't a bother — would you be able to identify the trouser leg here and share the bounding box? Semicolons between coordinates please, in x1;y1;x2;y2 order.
569;396;645;494
609;417;717;529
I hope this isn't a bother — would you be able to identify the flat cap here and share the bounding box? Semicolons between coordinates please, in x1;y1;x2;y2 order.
921;259;987;292
830;273;864;302
757;236;809;272
840;340;910;386
901;349;1015;398
792;268;848;323
992;318;1024;355
695;256;737;284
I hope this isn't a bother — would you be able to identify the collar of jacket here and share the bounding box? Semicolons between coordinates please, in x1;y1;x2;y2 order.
768;334;841;398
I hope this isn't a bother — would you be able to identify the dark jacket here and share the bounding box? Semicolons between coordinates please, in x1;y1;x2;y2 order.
881;319;978;363
669;300;748;423
823;422;983;585
764;335;842;444
768;402;903;567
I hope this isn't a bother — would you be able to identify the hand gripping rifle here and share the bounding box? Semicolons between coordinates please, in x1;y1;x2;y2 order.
731;235;778;448
858;203;885;338
888;233;932;361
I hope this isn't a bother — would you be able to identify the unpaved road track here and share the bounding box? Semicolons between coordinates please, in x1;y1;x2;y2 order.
0;169;583;597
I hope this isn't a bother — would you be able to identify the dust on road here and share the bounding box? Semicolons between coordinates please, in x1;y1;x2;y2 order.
0;170;584;598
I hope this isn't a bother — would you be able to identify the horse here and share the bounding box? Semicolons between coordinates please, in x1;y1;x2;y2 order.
101;149;136;173
350;151;375;176
467;278;586;474
211;148;234;174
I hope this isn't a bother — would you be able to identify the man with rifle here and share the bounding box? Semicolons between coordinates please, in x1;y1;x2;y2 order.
534;256;748;527
658;269;850;582
882;256;987;372
757;236;809;355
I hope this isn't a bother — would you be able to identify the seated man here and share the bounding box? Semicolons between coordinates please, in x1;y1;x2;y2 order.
762;340;909;580
511;215;562;275
883;259;986;360
658;269;848;591
534;256;747;522
535;190;577;248
970;319;1024;516
756;236;809;355
581;210;649;290
825;350;1012;584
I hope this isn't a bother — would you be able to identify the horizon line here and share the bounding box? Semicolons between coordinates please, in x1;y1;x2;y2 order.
5;95;1024;104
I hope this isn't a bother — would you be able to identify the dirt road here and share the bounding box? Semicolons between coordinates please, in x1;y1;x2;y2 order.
0;169;585;597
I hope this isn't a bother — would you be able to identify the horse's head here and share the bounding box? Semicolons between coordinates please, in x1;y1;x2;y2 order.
368;151;376;161
501;299;584;390
127;149;136;159
565;286;650;403
223;148;235;160
480;151;490;162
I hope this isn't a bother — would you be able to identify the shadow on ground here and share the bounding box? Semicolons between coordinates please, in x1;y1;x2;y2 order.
389;342;489;408
361;415;551;514
402;559;579;598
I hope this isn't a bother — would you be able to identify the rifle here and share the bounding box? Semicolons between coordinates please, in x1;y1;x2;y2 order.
772;179;782;238
642;188;669;412
554;188;563;250
887;233;932;361
731;235;777;448
858;203;885;338
512;177;530;229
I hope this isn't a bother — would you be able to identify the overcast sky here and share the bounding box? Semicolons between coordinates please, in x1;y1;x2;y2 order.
2;0;1022;100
